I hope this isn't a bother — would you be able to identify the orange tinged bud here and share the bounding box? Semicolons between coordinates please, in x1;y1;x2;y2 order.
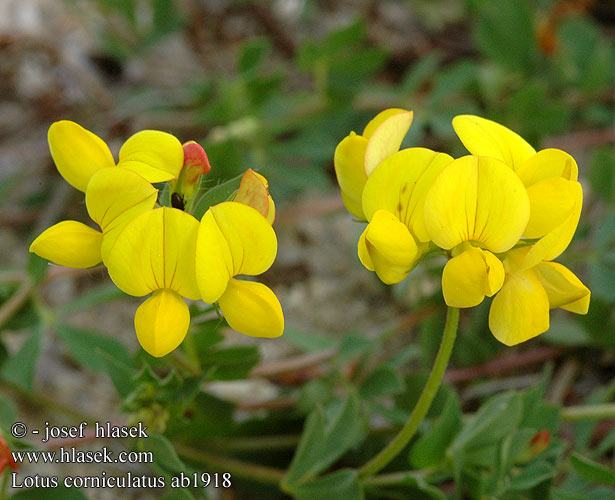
529;429;551;456
0;434;18;473
234;169;275;224
176;141;211;200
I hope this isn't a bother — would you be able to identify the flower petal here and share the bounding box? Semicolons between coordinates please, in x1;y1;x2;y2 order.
334;132;368;219
134;289;190;357
29;221;102;268
218;279;284;338
48;121;115;192
196;202;277;303
364;110;413;176
118;130;184;182
85;167;158;260
522;182;583;269
106;207;200;298
358;209;418;284
442;246;504;308
234;169;274;223
489;269;550;346
424;155;530;252
452;115;536;172
362;147;453;242
534;262;590;314
516;148;578;186
524;177;579;239
362;108;410;139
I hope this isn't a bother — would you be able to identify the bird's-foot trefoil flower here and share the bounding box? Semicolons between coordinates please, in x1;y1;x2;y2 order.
29;121;284;357
334;108;413;220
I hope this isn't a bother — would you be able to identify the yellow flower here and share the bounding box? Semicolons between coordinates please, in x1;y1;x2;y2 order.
105;202;283;357
453;115;583;270
334;108;413;219
30;120;186;267
195;202;283;339
48;120;184;192
105;207;200;357
423;155;530;307
489;247;590;345
30;167;158;267
358;147;453;283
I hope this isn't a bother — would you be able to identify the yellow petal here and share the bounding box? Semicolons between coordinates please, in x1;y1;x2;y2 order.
362;147;453;242
358;209;418;284
364;110;413;176
442;246;504;308
524;177;579;239
85;167;158;260
522;182;583;269
452;115;536;172
516;148;578;186
424;155;530;252
534;262;590;314
234;169;274;223
118;130;184;182
218;279;284;338
48;121;115;192
334;132;368;219
489;269;550;346
106;207;200;298
29;221;102;268
196;202;277;303
134;289;190;357
362;108;410;139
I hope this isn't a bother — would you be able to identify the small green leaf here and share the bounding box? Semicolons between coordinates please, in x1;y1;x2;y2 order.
570;452;615;487
55;324;132;372
291;469;364;500
509;460;556;490
410;392;462;468
284;408;327;485
239;37;271;74
359;364;405;398
541;317;593;346
201;346;260;380
143;434;186;475
0;395;17;429
189;174;244;220
1;323;42;390
97;349;137;398
26;252;47;284
282;328;336;353
56;283;125;316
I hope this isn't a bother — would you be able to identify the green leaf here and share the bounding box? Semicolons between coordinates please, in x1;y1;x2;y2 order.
189;173;244;220
56;283;125;316
282;328;336;353
589;148;615;203
475;0;536;72
26;252;47;284
55;324;132;372
570;452;615;487
10;487;87;500
410;392;462;468
97;349;137;398
1;323;42;390
541;317;593;346
284;391;364;486
401;52;443;95
239;37;271;74
359;364;405;398
509;460;556;490
142;434;186;475
291;469;364;500
201;346;260;381
0;394;17;429
452;392;523;454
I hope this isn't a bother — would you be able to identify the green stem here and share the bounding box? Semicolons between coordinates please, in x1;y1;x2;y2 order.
175;444;285;485
561;403;615;422
358;307;459;479
362;468;434;487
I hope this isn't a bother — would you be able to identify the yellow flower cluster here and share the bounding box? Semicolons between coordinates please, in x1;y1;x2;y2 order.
30;121;283;357
335;110;590;346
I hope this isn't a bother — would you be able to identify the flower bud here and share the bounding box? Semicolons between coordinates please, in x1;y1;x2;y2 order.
0;433;18;473
176;141;211;200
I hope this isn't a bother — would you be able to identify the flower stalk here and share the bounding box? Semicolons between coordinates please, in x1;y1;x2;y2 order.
359;306;460;479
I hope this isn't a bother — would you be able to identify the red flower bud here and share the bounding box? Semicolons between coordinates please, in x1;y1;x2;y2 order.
0;434;18;473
